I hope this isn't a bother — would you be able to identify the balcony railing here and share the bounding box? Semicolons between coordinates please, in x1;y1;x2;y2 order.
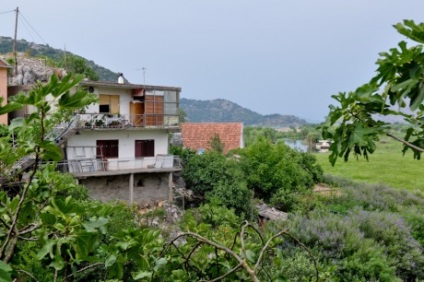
75;113;179;129
56;155;182;175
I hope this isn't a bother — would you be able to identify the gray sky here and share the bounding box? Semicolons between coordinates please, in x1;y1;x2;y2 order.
2;1;424;122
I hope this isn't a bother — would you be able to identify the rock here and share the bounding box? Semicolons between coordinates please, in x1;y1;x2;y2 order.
23;68;35;84
3;53;67;85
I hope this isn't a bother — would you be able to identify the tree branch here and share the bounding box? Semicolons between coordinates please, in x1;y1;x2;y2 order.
200;263;242;282
19;223;40;235
17;269;39;282
64;262;104;281
0;152;40;262
168;231;259;282
386;133;424;152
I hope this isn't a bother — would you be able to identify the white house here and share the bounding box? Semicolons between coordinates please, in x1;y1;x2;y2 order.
3;71;182;205
58;80;182;205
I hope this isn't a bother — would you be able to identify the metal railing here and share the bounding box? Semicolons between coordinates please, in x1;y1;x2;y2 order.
56;155;182;174
12;115;80;172
75;113;179;129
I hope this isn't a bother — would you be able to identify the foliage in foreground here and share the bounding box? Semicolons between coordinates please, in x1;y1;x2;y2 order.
0;74;164;281
321;20;424;165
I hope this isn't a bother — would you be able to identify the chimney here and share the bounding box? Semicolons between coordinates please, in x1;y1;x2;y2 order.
118;73;124;84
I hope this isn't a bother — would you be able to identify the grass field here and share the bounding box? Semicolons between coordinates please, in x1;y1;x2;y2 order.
314;137;424;191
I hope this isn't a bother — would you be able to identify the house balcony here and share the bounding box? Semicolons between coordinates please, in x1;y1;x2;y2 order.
75;113;179;129
56;155;182;178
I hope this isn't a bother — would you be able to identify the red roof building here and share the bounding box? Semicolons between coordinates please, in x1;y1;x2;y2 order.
181;122;244;154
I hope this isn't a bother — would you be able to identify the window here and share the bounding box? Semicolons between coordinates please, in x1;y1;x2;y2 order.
135;140;154;157
99;94;119;114
96;140;119;158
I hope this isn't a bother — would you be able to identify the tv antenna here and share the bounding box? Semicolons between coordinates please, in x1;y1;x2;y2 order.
136;67;147;84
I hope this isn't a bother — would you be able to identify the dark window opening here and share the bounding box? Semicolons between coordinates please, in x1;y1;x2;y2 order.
96;140;119;158
135;140;154;157
99;104;110;113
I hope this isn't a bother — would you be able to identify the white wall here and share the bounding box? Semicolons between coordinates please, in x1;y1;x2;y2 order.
66;129;169;160
85;87;132;115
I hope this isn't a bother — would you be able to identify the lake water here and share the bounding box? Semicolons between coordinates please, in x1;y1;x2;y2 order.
284;139;309;152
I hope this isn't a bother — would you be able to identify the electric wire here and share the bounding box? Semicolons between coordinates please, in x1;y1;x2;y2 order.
18;15;36;42
19;11;48;45
0;9;15;16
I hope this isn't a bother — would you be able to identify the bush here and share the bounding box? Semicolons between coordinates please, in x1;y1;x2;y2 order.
197;201;240;228
239;139;322;202
285;210;424;281
183;151;253;216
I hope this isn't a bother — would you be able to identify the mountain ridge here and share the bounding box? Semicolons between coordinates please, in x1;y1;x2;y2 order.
0;37;307;126
180;98;306;127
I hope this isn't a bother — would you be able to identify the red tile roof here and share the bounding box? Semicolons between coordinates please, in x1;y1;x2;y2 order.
181;122;244;153
0;59;12;68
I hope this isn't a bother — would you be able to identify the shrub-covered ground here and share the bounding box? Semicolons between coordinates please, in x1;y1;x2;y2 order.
274;177;424;281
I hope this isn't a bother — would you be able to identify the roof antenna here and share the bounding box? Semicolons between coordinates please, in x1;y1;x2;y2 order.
136;67;147;84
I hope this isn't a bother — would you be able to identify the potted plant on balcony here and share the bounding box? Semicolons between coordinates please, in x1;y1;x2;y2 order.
109;120;121;128
95;119;105;127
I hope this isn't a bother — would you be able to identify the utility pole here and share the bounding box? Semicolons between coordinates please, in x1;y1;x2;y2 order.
13;7;19;75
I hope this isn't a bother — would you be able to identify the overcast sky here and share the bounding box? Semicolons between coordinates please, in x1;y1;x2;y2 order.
2;1;424;122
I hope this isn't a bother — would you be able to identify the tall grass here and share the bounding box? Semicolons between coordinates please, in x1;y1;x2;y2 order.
314;137;424;191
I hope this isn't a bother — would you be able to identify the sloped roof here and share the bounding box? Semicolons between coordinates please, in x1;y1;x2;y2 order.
80;80;181;92
181;122;243;154
0;59;12;69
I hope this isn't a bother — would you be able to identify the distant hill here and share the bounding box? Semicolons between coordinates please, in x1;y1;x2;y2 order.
180;98;306;127
1;37;306;127
0;36;119;81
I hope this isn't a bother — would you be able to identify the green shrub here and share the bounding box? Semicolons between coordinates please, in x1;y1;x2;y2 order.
239;139;322;202
339;239;399;282
350;209;424;280
403;206;424;246
286;210;424;281
198;201;240;228
183;151;253;216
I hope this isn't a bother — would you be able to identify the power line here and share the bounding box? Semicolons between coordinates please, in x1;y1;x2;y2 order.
0;9;15;16
18;15;36;42
18;11;47;45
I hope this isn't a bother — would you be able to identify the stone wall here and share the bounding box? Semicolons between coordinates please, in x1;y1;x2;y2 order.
79;172;171;206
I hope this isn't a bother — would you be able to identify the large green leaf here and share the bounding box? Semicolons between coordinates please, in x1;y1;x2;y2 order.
82;217;109;233
394;20;424;44
37;240;56;260
0;260;12;282
40;142;62;161
0;101;22;115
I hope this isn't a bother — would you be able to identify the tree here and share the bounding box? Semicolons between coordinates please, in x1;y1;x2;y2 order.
208;133;224;153
321;20;424;165
183;151;253;217
178;108;187;123
239;139;322;204
60;54;99;81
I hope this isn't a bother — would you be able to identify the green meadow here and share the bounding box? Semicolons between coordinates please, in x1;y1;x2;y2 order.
314;137;424;191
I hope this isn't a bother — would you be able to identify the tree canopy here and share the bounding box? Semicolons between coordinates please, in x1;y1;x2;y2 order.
321;20;424;165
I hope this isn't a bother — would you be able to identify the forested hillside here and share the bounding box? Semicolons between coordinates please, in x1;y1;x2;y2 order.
0;36;119;81
180;97;306;127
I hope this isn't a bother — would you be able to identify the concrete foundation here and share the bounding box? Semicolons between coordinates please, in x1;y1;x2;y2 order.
79;172;171;205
